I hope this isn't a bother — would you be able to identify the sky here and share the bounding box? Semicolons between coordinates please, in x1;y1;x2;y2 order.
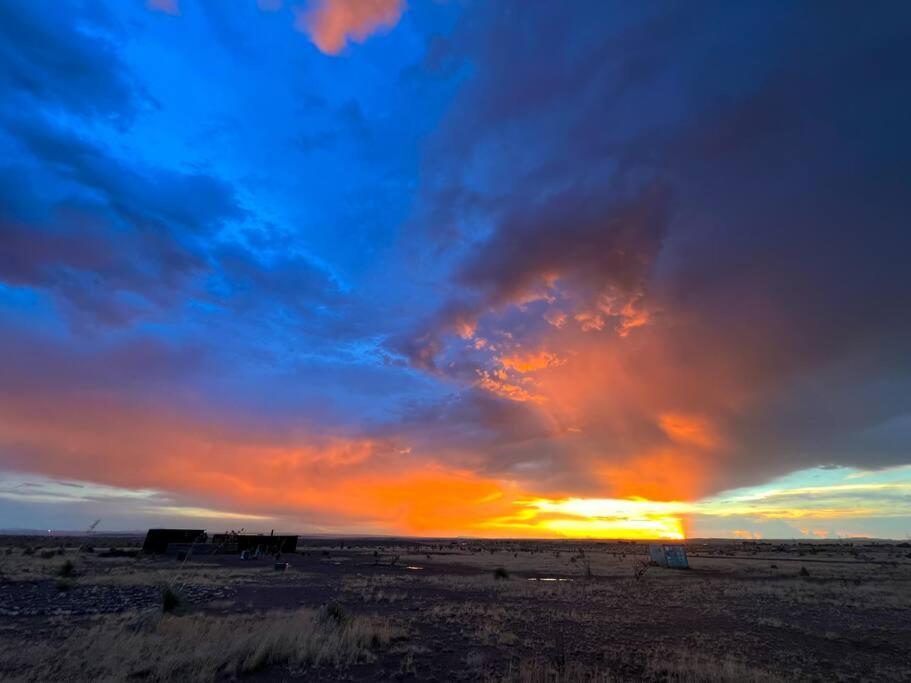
1;0;910;540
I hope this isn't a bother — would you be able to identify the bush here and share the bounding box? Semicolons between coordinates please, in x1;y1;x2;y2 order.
493;567;510;580
161;585;183;613
58;560;76;578
317;602;351;627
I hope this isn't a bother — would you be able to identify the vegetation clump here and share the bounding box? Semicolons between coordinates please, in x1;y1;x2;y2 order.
317;602;351;627
493;567;510;580
161;585;183;613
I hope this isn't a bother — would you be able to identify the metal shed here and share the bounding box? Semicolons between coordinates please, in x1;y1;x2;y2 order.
648;543;689;569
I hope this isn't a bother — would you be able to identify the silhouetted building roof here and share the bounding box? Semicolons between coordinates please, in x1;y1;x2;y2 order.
142;528;206;554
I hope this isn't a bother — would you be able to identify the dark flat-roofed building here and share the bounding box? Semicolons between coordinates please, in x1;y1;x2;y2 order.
142;529;206;554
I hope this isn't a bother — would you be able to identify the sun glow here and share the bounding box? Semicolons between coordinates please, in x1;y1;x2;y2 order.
481;497;690;539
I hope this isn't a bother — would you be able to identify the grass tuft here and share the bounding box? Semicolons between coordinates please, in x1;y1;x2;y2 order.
161;585;183;613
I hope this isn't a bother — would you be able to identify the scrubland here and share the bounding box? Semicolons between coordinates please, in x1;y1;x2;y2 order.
1;536;909;681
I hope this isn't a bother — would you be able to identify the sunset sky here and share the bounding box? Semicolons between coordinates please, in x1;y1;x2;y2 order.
1;1;910;539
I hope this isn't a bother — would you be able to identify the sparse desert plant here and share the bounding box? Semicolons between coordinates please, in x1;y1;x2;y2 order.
317;601;351;627
58;560;76;578
399;651;416;675
493;567;510;580
161;585;183;613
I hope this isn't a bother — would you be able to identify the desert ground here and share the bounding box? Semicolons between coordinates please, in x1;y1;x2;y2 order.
0;535;909;681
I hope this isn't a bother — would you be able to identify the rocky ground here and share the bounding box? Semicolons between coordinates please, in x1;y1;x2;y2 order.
0;580;231;617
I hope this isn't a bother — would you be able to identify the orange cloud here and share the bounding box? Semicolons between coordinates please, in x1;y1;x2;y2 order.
732;529;762;539
294;0;405;55
475;369;544;403
658;412;719;450
0;387;524;535
498;350;562;373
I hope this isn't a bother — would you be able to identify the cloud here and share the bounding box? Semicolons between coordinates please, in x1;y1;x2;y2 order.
396;1;911;502
0;374;516;534
294;0;405;55
0;1;147;124
0;114;247;326
147;0;180;16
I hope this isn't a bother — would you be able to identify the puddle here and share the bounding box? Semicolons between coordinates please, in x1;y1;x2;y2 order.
405;565;424;570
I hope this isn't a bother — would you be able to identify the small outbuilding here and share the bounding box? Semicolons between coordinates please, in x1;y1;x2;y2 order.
648;543;689;569
142;529;206;554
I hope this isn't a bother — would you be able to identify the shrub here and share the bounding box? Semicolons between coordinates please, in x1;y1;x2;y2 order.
317;602;351;627
58;560;76;578
799;566;810;577
161;585;183;613
493;567;510;580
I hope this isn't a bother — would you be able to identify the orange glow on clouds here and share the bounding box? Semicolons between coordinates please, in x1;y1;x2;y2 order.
498;350;563;373
3;380;907;538
295;0;405;55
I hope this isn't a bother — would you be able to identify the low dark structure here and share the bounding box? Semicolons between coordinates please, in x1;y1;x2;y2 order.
648;543;689;569
142;529;206;554
212;533;297;555
165;542;220;556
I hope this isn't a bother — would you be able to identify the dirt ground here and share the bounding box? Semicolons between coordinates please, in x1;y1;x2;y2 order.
1;535;910;681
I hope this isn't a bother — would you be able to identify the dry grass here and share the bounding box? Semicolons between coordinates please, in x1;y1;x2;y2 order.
0;548;313;592
1;607;400;682
492;657;613;682
341;574;409;602
400;549;634;578
644;649;780;682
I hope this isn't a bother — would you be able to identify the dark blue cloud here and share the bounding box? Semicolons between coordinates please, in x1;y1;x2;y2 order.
0;0;149;124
